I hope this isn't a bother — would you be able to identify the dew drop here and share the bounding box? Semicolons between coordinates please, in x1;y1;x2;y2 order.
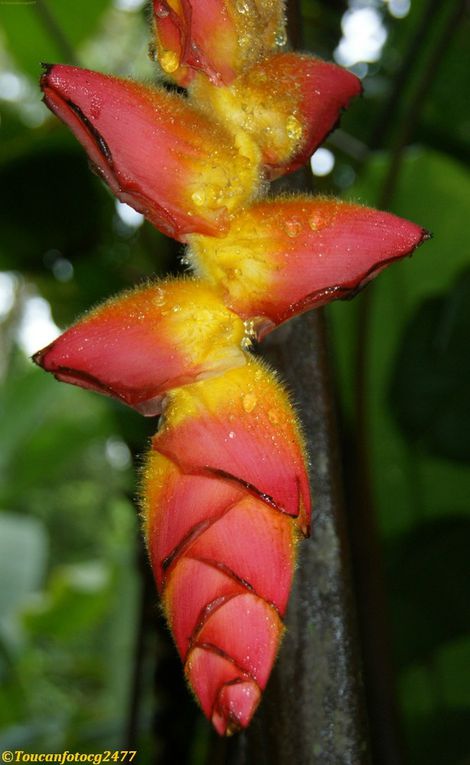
275;28;287;47
308;213;321;231
191;190;206;207
90;96;102;120
155;3;170;18
236;0;250;13
286;114;302;142
285;217;302;238
244;318;257;338
153;287;166;307
229;430;236;439
268;409;280;424
243;392;257;413
160;49;180;74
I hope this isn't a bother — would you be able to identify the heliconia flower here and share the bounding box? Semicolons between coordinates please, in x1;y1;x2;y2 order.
40;64;261;241
152;0;286;87
191;53;361;178
188;196;430;335
33;279;247;416
151;357;311;534
31;0;433;740
141;442;299;733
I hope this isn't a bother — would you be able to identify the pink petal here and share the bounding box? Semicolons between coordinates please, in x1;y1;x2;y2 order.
41;64;260;241
33;280;246;415
188;496;296;613
191;53;361;178
163;557;245;659
153;361;311;534
143;453;245;589
189;197;430;333
213;680;261;735
185;647;260;734
195;592;282;687
153;0;285;86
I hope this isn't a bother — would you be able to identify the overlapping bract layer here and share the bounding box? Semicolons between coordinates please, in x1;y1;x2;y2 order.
142;358;307;733
153;0;286;86
192;53;362;178
189;196;430;334
41;65;261;241
153;360;311;533
36;0;429;737
33;279;246;415
34;278;310;735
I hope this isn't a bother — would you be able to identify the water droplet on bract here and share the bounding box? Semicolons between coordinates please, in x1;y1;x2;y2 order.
160;49;180;74
275;28;287;47
286;114;302;142
90;96;102;120
236;0;250;13
153;287;166;307
191;190;206;207
205;184;222;206
242;392;257;413
229;431;236;439
268;409;280;424
285;217;302;238
155;3;170;18
308;214;321;231
244;319;257;338
172;304;181;313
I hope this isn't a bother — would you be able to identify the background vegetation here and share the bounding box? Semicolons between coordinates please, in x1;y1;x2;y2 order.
0;0;468;762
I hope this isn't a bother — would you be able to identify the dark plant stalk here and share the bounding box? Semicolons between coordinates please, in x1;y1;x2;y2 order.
223;308;371;765
217;1;373;760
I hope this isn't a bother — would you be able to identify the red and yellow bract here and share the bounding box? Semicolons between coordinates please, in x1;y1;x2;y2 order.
191;53;363;178
33;279;247;416
35;0;429;736
152;0;286;86
41;65;261;240
189;196;429;334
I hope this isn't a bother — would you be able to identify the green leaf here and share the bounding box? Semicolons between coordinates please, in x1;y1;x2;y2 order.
0;513;48;644
390;270;470;462
0;147;107;271
0;359;114;494
329;147;470;536
22;561;111;640
0;1;112;78
387;517;470;668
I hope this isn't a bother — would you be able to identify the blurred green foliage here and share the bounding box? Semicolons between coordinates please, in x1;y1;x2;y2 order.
0;0;469;763
325;2;470;761
0;354;141;751
0;0;164;756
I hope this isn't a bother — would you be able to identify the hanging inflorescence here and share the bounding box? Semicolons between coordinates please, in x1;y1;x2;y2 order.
34;0;428;735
